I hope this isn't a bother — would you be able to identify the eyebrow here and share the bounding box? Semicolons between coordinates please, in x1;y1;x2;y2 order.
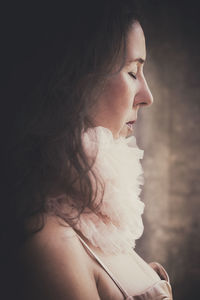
126;58;145;66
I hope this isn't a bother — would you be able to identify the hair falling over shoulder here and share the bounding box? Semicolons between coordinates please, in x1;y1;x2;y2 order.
1;0;143;249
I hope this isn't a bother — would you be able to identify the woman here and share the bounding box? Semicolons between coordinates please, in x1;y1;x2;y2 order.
2;1;173;299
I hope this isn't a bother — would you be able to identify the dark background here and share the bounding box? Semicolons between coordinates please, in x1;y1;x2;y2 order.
135;1;200;300
2;1;200;299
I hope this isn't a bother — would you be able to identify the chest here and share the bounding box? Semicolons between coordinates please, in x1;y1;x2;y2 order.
91;249;161;300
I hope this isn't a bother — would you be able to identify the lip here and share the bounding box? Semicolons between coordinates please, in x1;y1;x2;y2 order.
126;120;136;124
125;120;136;131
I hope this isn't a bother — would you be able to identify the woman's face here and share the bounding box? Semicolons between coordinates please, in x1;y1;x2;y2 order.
89;21;153;139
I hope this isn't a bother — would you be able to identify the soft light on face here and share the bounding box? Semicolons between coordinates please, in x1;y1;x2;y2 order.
89;21;153;139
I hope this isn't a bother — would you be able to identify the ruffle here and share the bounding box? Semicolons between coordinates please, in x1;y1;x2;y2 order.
73;126;145;255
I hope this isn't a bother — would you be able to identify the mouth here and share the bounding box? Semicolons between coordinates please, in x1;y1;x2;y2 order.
126;120;136;131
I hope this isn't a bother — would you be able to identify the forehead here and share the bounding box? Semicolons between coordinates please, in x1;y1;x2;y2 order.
126;22;146;61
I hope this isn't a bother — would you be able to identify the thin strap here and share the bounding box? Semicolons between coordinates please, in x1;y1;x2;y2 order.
76;232;131;299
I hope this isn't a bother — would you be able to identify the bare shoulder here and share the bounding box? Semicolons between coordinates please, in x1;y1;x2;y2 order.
22;214;82;261
20;214;100;300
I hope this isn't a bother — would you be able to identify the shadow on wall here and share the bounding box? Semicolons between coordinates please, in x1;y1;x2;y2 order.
135;1;200;300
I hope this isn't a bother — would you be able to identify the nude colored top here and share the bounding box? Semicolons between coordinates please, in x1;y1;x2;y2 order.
76;233;173;300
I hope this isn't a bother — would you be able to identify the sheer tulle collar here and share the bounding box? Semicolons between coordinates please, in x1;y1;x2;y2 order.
73;126;145;255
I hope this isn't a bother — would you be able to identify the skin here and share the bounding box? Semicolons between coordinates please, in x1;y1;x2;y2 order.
89;21;153;139
20;22;157;300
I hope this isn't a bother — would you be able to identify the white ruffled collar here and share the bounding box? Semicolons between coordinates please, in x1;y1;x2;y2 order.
73;126;145;255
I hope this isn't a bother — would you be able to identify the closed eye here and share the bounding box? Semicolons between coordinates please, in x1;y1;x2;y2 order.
128;72;137;80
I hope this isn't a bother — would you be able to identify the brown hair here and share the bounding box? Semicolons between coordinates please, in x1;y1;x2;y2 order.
3;0;142;247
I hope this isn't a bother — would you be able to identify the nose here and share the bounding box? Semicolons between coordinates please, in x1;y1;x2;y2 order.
134;76;153;107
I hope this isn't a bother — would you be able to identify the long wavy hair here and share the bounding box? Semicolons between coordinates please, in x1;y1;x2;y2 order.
2;0;142;248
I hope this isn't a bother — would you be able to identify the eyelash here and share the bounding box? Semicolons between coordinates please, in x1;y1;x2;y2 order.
128;72;137;80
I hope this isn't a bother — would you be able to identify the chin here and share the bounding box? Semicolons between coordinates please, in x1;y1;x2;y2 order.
119;125;130;138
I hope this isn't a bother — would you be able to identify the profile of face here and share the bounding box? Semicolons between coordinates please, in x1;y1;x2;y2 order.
89;21;153;139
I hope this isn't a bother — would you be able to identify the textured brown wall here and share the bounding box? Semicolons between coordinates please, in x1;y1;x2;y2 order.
135;1;200;299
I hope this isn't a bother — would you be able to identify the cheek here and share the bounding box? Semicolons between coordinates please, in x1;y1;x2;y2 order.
103;75;133;112
89;74;135;136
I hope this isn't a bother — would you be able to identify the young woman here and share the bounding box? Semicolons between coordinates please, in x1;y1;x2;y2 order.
2;1;173;299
